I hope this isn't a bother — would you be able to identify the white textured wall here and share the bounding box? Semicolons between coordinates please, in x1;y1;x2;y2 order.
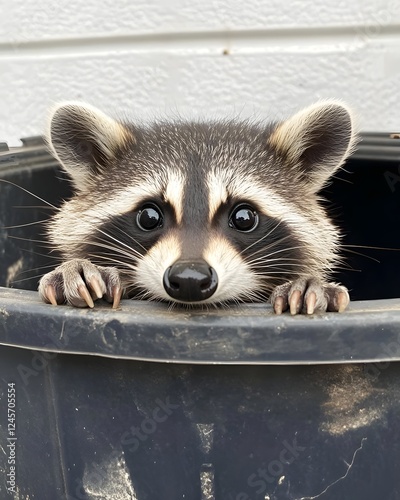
1;0;400;143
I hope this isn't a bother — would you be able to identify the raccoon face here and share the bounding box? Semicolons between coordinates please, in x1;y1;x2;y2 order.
47;101;356;305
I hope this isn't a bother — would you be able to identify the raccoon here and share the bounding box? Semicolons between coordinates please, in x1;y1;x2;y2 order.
38;101;356;314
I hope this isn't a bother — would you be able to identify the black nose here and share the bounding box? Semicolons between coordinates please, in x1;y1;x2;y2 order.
163;260;218;302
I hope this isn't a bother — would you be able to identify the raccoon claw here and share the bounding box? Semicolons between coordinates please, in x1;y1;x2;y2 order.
273;296;286;315
270;279;349;315
44;284;58;306
111;286;122;309
88;276;104;300
306;291;317;315
289;289;302;315
326;288;350;313
38;258;122;308
336;291;349;313
78;284;95;309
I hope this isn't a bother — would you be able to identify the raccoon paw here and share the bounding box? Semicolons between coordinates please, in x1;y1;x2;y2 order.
270;278;349;315
38;258;123;309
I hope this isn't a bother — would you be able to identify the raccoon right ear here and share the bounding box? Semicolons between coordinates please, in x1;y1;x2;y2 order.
268;101;357;192
47;102;133;190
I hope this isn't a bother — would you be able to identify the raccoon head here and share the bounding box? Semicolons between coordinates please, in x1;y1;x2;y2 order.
47;100;356;306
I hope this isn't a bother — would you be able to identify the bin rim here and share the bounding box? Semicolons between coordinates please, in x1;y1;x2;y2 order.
1;287;400;365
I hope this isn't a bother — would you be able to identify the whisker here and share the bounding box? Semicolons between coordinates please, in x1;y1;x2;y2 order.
89;254;138;272
333;266;362;273
251;272;300;278
93;207;147;253
7;235;52;245
91;226;146;259
12;206;56;210
10;273;51;284
1;219;49;230
247;255;300;265
343;244;400;251
246;245;306;264
240;220;284;255
248;261;305;269
12;247;61;260
11;263;61;277
83;239;144;261
245;235;297;261
341;248;381;263
0;179;58;209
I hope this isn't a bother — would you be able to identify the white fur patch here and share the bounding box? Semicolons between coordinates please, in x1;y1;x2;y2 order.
207;173;228;221
164;170;185;224
202;235;259;303
133;232;182;301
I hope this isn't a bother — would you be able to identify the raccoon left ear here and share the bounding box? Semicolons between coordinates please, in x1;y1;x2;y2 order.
268;101;357;192
47;102;134;191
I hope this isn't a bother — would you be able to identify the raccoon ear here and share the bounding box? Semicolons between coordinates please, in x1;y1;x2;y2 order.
268;101;356;192
47;102;133;190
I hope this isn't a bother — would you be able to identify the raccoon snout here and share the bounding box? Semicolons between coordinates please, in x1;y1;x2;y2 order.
163;260;218;302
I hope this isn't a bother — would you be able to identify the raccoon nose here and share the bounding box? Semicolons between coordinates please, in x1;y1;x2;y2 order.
163;260;218;302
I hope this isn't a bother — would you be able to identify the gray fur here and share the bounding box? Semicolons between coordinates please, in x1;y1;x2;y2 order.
39;101;357;313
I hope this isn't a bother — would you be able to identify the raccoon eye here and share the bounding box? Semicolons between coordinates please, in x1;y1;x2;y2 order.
229;204;259;232
136;203;163;231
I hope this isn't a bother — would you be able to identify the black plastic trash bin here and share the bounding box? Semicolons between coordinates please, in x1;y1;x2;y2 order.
1;135;400;500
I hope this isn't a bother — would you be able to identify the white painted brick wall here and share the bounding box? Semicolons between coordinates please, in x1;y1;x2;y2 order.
1;0;400;143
